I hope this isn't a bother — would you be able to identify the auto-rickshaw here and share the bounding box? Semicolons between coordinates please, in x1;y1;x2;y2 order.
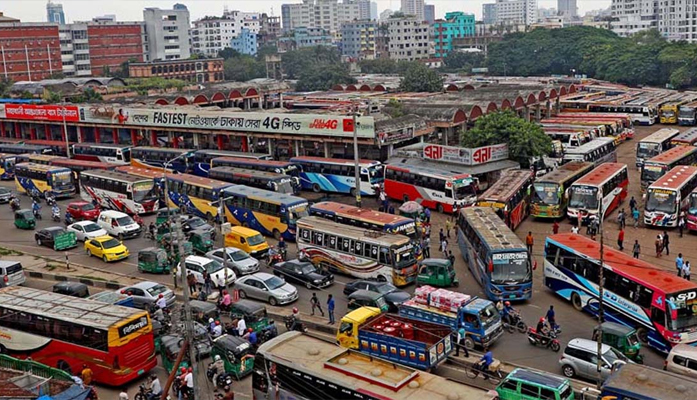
229;299;275;335
210;334;255;380
160;334;190;374
156;207;180;225
159;233;193;265
188;229;214;254
347;290;389;313
155;223;173;241
592;322;643;363
190;299;220;325
14;209;35;230
137;247;170;274
416;258;459;287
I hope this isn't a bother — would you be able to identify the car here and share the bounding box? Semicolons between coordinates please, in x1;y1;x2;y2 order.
234;272;298;306
180;216;215;239
52;282;89;298
34;226;69;249
67;221;108;242
177;255;236;287
206;247;260;276
66;201;100;221
97;210;141;240
120;281;175;309
559;338;630;382
84;235;130;263
343;280;411;311
0;187;12;203
273;259;334;289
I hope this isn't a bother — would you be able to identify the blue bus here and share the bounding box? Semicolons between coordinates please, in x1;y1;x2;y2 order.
0;144;52;155
457;206;533;301
289;156;383;196
130;147;194;173
164;173;233;221
14;163;75;198
211;157;301;177
0;153;16;180
222;185;309;240
191;150;272;177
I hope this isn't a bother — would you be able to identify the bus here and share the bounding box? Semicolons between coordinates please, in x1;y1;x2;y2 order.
25;140;68;156
191;149;272;176
114;166;166;206
636;128;680;167
671;128;697;146
588;104;657;125
457;207;532;301
543;233;697;353
645;165;697;227
0;143;52;155
80;170;159;215
222;185;309;241
531;161;594;218
543;130;591;149
14;153;64;165
309;201;418;240
599;363;697;400
165;173;233;221
211;157;301;177
297;216;417;286
567;163;629;222
208;166;299;194
686;188;697;232
0;286;156;385
562;137;617;166
72;143;131;165
15;163;75;198
384;164;478;213
290;156;383;196
131;147;193;173
640;145;697;190
660;101;686;124
252;332;492;400
476;169;533;230
679;101;697;126
0;153;16;180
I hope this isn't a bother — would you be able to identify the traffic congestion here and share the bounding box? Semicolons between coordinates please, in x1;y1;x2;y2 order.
0;114;695;400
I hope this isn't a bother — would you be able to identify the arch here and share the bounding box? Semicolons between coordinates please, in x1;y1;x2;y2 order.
244;87;259;97
538;90;547;102
486;102;498;113
229;89;242;99
569;84;577;94
359;84;371;92
549;88;558;99
174;96;189;105
446;84;459;92
211;92;226;103
501;99;512;110
193;94;209;104
463;84;475;91
559;86;567;96
331;84;344;91
155;98;169;105
373;84;386;92
469;105;483;121
346;84;358;91
513;96;526;109
453;109;467;125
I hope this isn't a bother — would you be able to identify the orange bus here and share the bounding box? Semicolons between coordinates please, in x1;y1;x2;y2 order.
670;128;697;146
641;145;697;189
476;169;533;230
309;201;418;240
566;163;629;221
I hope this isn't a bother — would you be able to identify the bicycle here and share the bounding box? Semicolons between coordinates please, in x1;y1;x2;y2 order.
465;360;503;385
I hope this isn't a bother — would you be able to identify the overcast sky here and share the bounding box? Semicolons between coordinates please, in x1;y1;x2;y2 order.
3;0;611;23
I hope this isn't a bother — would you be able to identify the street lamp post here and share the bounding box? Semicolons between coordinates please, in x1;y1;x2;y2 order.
61;104;71;158
351;105;362;208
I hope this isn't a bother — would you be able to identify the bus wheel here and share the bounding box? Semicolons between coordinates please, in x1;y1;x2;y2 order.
57;360;72;375
312;183;321;193
273;229;281;241
436;203;444;213
402;194;409;202
377;275;387;282
571;292;583;311
636;327;648;343
0;344;6;354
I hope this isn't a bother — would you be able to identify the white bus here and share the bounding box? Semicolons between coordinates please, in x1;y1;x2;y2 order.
72;143;131;165
635;128;680;167
644;165;697;227
80;169;159;215
562;137;617;167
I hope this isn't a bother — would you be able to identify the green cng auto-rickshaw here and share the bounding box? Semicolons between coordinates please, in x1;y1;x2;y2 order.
189;229;214;255
416;258;459;287
159;233;193;265
156;207;180;225
14;209;35;230
138;247;170;274
210;334;255;380
160;334;190;374
592;322;644;363
190;299;220;325
229;299;275;335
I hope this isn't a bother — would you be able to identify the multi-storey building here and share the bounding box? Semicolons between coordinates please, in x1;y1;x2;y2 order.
231;28;258;55
143;5;190;61
190;11;260;57
340;20;377;59
481;0;538;26
128;58;224;83
401;0;425;21
0;23;62;81
433;12;475;58
610;0;658;37
259;13;281;46
483;3;498;24
281;0;360;35
46;1;65;25
557;0;578;18
424;4;436;24
387;16;433;61
277;26;333;52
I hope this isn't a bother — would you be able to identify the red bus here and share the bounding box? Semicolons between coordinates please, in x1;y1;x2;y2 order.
309;201;418;240
73;143;131;165
670;128;697;147
567;163;628;222
50;158;115;172
384;164;477;213
687;187;697;232
0;286;157;385
476;169;533;230
641;145;697;189
645;165;697;227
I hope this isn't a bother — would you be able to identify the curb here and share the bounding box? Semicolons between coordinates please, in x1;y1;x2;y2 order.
27;269;126;289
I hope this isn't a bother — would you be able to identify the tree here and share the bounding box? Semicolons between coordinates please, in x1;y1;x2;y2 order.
0;79;12;98
296;64;355;91
223;55;265;82
218;48;241;60
256;45;278;60
281;46;341;79
398;63;444;92
43;90;62;103
441;51;485;73
460;110;552;167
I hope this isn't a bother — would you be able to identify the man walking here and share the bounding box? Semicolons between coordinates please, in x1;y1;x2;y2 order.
663;231;670;256
422;236;430;258
445;217;453;239
379;189;388;212
310;292;324;317
679;214;686;238
618;209;626;229
441;238;448;258
454;326;469;358
683;261;692;281
439;228;445;246
617;228;624;251
552;220;559;235
525;232;534;255
327;294;335;325
632;240;641;259
629;196;637;213
677;253;684;278
632;207;640;228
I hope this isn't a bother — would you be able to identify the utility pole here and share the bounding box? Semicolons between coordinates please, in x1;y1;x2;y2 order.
62;104;71;158
596;191;605;389
352;104;362;208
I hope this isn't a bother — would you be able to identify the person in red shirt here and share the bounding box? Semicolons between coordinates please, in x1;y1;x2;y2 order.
525;232;534;255
552;221;559;235
617;229;625;251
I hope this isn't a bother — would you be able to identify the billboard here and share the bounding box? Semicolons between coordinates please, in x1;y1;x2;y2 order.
423;143;508;166
0;104;80;122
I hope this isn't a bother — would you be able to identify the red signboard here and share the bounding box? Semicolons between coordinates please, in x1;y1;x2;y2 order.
423;143;508;166
2;104;80;122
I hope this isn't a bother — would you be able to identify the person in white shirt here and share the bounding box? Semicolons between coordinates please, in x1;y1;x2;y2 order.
237;318;247;336
212;320;223;338
185;370;194;389
148;374;162;400
155;294;167;310
571;225;579;234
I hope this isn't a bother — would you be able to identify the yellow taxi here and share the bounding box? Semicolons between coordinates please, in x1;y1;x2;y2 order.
84;235;130;263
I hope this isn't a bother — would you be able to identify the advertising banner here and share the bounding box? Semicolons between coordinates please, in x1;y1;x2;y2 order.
423;143;508;166
0;104;80;122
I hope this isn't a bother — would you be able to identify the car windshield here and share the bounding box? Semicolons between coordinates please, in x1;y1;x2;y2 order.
479;303;500;329
247;234;265;246
83;223;101;233
229;250;250;261
116;216;135;226
533;182;560;205
645;189;677;213
264;276;285;290
146;284;169;296
603;347;626;366
79;203;96;211
568;185;598;210
375;283;397;295
300;264;316;274
188;218;206;228
204;259;224;274
102;238;121;249
491;252;532;284
641;164;666;185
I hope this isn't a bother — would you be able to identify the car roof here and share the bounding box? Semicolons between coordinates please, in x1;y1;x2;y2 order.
246;272;273;280
185;255;213;264
507;368;569;389
74;220;98;226
93;235;116;242
568;338;612;353
44;226;64;231
280;260;311;267
100;210;128;217
69;201;90;206
130;281;164;289
230;226;262;235
669;343;697;357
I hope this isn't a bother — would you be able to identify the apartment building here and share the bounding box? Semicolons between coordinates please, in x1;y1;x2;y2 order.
387;16;433;61
190;11;260;57
401;0;425;21
281;0;360;35
433;12;475;58
340;20;377;59
481;0;538;26
0;23;62;81
143;5;190;61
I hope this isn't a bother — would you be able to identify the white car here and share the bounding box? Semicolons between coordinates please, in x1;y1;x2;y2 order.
97;210;141;240
177;255;236;287
67;221;108;242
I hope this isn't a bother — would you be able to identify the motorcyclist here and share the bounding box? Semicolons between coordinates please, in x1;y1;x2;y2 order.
501;301;515;325
289;307;301;331
156;293;167;311
9;196;19;211
243;327;258;346
147;373;162;400
277;237;287;260
52;204;60;220
220;290;232;310
32;200;41;218
148;222;156;240
536;317;547;335
208;317;217;333
546;305;558;332
212;320;223;338
211;354;226;386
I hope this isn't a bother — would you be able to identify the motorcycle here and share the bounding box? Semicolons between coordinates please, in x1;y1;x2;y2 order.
9;198;20;212
284;315;307;333
32;205;42;220
465;359;503;384
133;383;155;400
527;327;561;352
266;247;284;268
51;209;61;222
207;363;234;389
260;321;278;344
45;194;56;207
502;311;528;334
216;297;232;312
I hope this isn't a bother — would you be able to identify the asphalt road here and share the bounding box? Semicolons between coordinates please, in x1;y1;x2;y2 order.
0;123;689;398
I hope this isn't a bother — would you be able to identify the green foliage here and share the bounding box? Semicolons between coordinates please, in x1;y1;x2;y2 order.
0;79;12;98
18;91;34;99
399;63;444;92
218;48;241;60
125;77;188;92
70;88;102;103
441;51;485;73
296;64;355;91
256;45;278;60
281;46;341;79
460;110;552;167
223;55;266;82
43;90;62;103
384;99;404;118
359;59;417;74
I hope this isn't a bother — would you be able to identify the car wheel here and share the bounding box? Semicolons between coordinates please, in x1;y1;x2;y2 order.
306;281;313;289
36;238;42;246
117;233;124;241
103;255;108;263
238;290;247;299
269;297;278;306
85;249;91;256
233;267;241;276
562;365;575;378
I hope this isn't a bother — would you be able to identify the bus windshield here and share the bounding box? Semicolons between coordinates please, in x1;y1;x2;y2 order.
642;165;665;184
569;185;598;210
533;182;560;205
393;244;416;269
121;148;131;162
455;183;476;199
646;189;677;213
637;142;660;159
288;204;309;222
690;194;697;215
364;165;384;184
51;171;73;187
668;291;697;331
491;252;531;284
131;181;156;202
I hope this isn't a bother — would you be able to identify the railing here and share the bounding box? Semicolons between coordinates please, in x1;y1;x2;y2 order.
0;354;74;382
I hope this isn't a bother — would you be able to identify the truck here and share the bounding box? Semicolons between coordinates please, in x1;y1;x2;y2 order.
337;307;453;370
398;287;503;350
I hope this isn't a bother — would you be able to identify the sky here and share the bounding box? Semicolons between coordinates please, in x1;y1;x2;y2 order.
3;0;612;23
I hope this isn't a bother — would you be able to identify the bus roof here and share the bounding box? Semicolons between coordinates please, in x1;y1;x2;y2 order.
131;146;193;155
25;140;67;148
386;163;472;180
51;159;114;169
115;166;163;179
18;154;64;162
645;145;697;165
478;169;532;203
0;144;50;153
297;216;409;246
73;143;131;149
167;172;232;189
461;207;525;250
15;162;70;173
0;286;146;330
209;166;289;181
311;201;414;225
548;233;696;295
649;165;697;190
563;137;615;154
0;153;15;159
573;163;626;187
212;157;296;167
602;363;697;400
195;149;271;158
82;169;152;183
672;128;697;144
640;128;680;144
536;161;594;184
257;332;491;400
290;156;381;168
223;185;306;205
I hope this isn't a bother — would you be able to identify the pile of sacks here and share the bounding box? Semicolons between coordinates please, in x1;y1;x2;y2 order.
414;285;471;313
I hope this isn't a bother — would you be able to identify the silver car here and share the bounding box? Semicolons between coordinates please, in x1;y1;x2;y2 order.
67;221;108;242
234;272;298;306
560;338;629;382
120;281;175;310
206;247;260;276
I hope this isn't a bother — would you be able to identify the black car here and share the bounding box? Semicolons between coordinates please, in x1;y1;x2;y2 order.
343;280;411;311
52;282;90;298
180;216;216;239
273;259;334;289
35;226;67;248
0;187;12;203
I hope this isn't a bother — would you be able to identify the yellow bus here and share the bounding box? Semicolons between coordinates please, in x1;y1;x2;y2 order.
14;162;75;198
165;173;233;221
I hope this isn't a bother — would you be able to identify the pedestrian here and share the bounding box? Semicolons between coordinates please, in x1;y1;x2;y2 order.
119;392;129;400
186;271;197;295
379;190;388;212
203;270;213;295
683;261;692;281
677;253;685;277
632;207;640;228
445;217;453;239
552;220;559;235
424;223;431;238
663;231;670;256
629;196;637;213
589;217;598;241
585;215;592;235
424;236;431;258
448;250;455;266
327;294;335;325
310;292;324;317
618;209;626;229
632;240;641;259
424;207;431;223
388;205;395;214
571;225;579;234
655;235;663;258
679;214;686;238
439;228;445;245
454;326;469;357
80;364;93;386
217;275;225;297
525;231;534;255
171;264;179;289
617;228;624;251
441;239;448;258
